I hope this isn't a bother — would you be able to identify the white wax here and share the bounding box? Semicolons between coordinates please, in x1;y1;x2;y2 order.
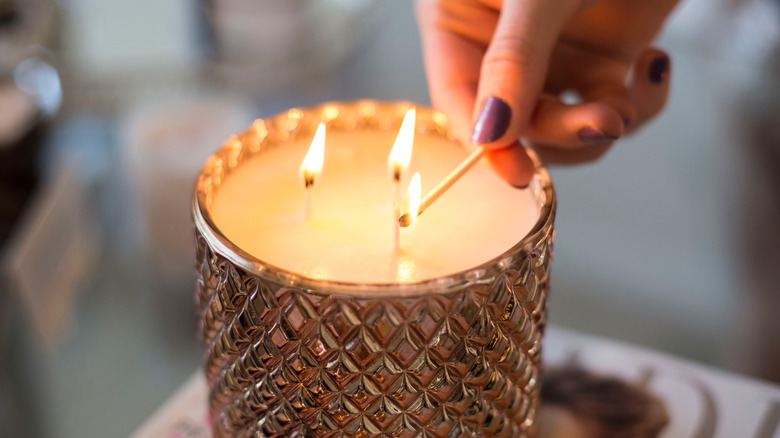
211;129;539;283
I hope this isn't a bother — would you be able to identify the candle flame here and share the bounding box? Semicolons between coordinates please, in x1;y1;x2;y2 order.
388;108;415;181
300;123;326;188
407;173;421;225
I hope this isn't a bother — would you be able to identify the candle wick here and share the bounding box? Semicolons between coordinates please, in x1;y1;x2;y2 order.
303;171;315;188
392;202;400;255
392;171;403;254
303;187;311;221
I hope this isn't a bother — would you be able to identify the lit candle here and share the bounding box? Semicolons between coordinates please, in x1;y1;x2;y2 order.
388;108;415;201
298;122;325;220
194;103;556;437
388;108;415;254
211;113;540;283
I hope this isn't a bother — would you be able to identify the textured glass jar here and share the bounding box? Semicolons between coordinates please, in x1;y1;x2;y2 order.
193;101;556;438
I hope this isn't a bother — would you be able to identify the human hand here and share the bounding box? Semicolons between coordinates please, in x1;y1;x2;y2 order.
416;0;680;186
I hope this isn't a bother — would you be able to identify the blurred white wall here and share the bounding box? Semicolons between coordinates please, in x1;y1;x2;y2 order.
61;0;197;75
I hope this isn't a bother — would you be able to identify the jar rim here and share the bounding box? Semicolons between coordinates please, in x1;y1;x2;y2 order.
192;100;556;299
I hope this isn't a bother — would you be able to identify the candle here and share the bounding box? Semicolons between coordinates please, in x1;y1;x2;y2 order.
388;108;415;198
193;102;556;438
298;122;325;220
210;117;540;283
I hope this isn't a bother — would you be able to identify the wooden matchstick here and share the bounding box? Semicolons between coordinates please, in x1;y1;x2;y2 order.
399;146;486;227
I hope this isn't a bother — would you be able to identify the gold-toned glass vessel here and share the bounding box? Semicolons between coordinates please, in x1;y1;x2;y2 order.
193;101;556;437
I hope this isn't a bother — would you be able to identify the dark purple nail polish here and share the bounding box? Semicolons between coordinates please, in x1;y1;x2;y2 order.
471;96;512;145
649;56;669;84
578;127;617;143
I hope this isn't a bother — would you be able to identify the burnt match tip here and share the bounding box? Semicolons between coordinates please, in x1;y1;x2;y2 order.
398;213;414;227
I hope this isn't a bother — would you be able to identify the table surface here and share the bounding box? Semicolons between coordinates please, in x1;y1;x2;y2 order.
130;326;780;438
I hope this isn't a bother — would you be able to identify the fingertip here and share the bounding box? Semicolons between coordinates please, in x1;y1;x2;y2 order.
596;96;636;135
648;53;671;84
580;101;626;140
577;126;618;143
634;48;672;89
486;142;535;188
525;96;627;147
635;48;671;72
470;95;513;148
532;142;614;165
629;48;672;129
471;0;579;150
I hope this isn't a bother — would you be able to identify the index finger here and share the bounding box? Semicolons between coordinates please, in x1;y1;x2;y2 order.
416;1;535;186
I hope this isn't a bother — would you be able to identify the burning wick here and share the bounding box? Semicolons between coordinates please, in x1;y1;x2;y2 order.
299;123;326;220
389;108;415;253
399;147;485;227
388;108;416;202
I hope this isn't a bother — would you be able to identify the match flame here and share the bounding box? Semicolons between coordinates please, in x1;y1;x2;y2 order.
388;108;415;181
407;173;421;225
300;123;326;188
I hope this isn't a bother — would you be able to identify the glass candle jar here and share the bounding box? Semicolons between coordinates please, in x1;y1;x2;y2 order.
193;101;556;437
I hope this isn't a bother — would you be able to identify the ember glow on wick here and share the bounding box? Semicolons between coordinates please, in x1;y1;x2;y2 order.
299;123;326;220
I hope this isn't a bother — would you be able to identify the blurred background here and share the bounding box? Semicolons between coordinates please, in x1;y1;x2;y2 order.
0;0;778;436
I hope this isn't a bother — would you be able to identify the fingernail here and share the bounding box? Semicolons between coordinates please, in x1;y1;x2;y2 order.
471;96;512;145
578;127;617;143
623;118;631;128
649;56;669;84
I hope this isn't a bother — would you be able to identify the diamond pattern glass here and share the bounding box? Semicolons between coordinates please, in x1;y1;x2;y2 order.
193;101;556;437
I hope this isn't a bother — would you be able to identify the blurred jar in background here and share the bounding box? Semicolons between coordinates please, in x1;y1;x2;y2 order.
0;2;61;436
0;0;61;247
734;20;780;383
0;76;44;246
201;0;379;95
120;97;251;296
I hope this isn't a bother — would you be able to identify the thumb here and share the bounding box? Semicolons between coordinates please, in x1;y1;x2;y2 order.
471;0;580;149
